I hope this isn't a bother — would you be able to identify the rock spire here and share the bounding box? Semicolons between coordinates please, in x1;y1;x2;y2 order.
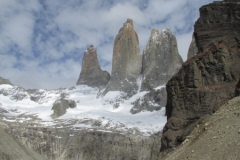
76;45;110;88
103;19;142;96
141;28;183;90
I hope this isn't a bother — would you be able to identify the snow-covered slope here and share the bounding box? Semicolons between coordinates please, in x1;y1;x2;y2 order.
0;84;166;136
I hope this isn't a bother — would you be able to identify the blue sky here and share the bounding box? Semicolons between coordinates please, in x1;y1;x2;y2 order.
0;0;217;89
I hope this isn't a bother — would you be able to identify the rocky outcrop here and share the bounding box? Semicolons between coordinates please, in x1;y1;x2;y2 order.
0;124;47;160
0;76;12;85
141;29;183;90
194;0;240;51
131;29;183;114
130;88;167;114
103;19;142;96
161;40;240;152
5;122;162;160
76;45;110;88
51;99;76;119
187;34;199;59
161;1;240;153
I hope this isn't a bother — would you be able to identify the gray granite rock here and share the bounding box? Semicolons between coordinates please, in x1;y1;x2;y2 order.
141;29;183;91
51;99;76;119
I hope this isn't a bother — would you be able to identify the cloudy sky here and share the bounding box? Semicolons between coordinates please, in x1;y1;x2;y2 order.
0;0;217;89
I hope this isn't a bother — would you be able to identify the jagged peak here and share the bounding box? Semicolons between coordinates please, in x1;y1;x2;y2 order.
85;44;96;54
123;19;134;29
161;28;173;34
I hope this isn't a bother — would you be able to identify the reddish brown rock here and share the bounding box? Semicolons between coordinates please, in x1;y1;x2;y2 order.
103;19;142;96
161;40;240;153
76;45;110;88
194;1;240;51
161;1;240;153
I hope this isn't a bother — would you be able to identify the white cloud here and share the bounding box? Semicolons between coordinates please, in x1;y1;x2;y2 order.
0;0;217;89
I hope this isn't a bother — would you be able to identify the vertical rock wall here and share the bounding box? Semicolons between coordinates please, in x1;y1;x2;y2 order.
76;45;110;88
103;19;142;96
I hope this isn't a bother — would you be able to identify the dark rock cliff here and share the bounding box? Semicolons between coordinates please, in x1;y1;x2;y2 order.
76;45;110;88
194;0;240;51
161;0;240;153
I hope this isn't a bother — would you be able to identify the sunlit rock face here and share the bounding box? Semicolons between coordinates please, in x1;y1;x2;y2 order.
76;45;110;88
103;19;142;96
141;28;183;91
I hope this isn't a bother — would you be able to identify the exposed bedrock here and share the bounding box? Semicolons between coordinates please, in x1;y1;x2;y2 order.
187;34;199;59
103;19;142;96
6;124;162;160
141;29;183;91
76;45;110;88
131;29;183;114
161;40;240;152
194;0;240;51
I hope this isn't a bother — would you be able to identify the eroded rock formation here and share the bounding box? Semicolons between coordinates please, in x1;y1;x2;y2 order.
194;0;240;50
6;123;162;160
141;29;183;90
161;0;240;153
51;98;76;119
103;19;142;96
76;45;110;88
161;41;240;152
131;29;183;114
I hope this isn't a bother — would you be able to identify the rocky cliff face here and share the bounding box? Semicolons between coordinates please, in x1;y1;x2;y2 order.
131;29;183;114
103;19;142;96
76;45;110;88
161;42;240;152
5;123;162;160
194;0;240;51
161;0;240;153
141;29;183;90
187;34;199;59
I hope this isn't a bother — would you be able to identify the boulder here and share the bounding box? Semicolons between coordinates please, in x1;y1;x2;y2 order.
51;99;76;119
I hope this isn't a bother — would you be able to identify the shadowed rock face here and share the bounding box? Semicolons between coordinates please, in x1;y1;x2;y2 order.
161;41;240;152
76;45;110;88
141;29;183;90
194;1;240;51
103;19;142;96
160;1;240;153
187;34;199;59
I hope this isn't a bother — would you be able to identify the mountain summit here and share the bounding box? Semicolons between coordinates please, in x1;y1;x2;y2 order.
76;45;110;88
103;19;142;96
